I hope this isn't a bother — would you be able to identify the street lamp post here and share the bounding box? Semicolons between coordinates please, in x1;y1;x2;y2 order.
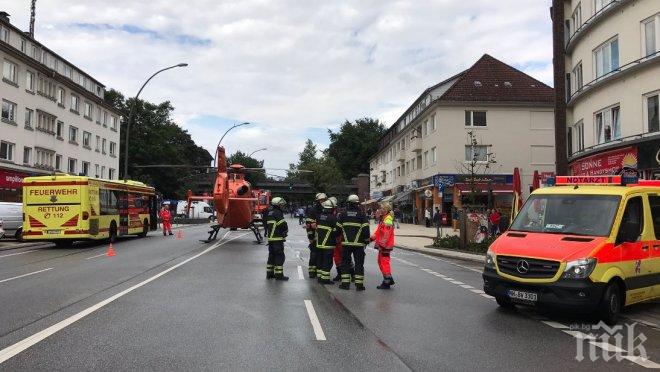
213;122;251;167
248;147;267;158
122;63;188;179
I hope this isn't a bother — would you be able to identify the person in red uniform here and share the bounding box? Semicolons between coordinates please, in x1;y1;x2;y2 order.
159;205;173;236
371;202;395;289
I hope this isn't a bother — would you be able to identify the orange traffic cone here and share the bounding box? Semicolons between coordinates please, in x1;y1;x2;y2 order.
176;230;183;239
106;243;116;257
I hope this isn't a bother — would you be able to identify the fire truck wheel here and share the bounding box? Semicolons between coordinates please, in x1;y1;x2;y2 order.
109;222;118;243
598;282;622;325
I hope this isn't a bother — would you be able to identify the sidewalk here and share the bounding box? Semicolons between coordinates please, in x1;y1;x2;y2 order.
380;222;484;263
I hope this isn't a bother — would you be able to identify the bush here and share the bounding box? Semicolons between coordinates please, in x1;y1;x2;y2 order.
432;234;497;254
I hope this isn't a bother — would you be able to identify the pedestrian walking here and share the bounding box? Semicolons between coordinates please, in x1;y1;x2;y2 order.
489;208;501;237
432;207;441;227
304;193;326;279
424;207;431;227
371;202;396;289
393;207;402;228
265;197;289;281
337;194;369;291
159;205;173;236
315;199;340;285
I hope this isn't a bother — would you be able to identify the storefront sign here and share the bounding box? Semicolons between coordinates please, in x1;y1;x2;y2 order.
0;169;28;189
637;139;660;170
570;146;638;176
433;174;513;187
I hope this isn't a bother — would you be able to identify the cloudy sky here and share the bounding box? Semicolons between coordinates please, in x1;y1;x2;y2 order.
4;0;553;175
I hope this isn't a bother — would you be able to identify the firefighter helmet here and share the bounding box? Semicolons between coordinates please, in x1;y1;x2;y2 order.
315;193;327;201
322;199;335;209
347;194;359;203
271;197;286;206
329;196;337;206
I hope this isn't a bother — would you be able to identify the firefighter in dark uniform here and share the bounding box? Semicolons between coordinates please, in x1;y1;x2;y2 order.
265;197;289;281
315;199;340;285
337;194;370;291
304;193;327;279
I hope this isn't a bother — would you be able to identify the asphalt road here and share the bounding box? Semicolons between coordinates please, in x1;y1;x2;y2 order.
0;218;658;371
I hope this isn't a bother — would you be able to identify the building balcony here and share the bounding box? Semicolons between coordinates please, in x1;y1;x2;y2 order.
565;0;630;53
398;153;406;162
410;137;422;153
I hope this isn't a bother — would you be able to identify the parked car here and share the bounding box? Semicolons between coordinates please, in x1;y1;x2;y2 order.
0;219;5;239
0;202;23;240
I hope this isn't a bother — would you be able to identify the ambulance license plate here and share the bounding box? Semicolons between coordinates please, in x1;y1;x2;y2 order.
507;290;537;302
46;229;61;234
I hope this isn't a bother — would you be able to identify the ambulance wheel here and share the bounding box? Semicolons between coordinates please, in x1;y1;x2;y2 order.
109;222;117;243
598;282;622;325
138;219;149;238
54;240;73;248
495;296;515;309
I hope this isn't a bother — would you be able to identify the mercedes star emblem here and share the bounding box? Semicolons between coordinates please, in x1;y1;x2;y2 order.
516;260;530;274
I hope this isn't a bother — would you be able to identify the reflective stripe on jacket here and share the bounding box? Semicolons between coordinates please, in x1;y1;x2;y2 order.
371;212;394;250
315;211;339;249
265;207;288;242
338;207;370;247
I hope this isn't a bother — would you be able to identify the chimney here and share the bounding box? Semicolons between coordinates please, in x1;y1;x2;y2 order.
0;11;10;24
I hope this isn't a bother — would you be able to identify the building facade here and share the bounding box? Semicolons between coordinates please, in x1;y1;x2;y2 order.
369;55;556;223
0;12;121;202
552;0;660;178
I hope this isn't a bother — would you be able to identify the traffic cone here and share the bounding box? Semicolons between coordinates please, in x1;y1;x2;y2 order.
106;243;116;257
176;230;183;240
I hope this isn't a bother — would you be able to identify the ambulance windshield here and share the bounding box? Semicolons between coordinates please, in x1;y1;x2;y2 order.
510;194;621;236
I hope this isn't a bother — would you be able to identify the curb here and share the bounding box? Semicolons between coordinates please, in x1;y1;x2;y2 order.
395;244;485;263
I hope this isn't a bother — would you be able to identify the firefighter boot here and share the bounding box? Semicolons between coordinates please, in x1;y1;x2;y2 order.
355;283;365;291
333;272;341;282
274;266;289;281
266;264;275;279
377;279;391;290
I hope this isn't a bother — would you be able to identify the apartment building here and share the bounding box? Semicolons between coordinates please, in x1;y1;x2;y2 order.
0;12;121;202
369;54;555;223
552;0;660;178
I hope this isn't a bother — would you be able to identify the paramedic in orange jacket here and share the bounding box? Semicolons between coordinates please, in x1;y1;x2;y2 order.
371;202;395;289
159;205;173;236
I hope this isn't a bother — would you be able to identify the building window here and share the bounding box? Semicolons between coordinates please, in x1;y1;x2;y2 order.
111;116;118;130
643;15;659;57
109;141;116;156
109;168;115;180
83;102;92;119
575;121;584;152
96;106;102;123
81;161;90;176
648;94;659;133
95;164;100;178
572;62;583;95
0;26;9;42
68;158;77;174
103;111;108;126
567;126;574;156
56;121;63;138
95;135;100;151
102;138;107;154
465;145;489;162
23;147;31;164
70;94;79;112
26;71;34;91
594;0;614;13
571;3;582;33
83;131;91;148
55;154;62;170
431;146;437;165
35;148;54;169
57;87;65;106
0;141;14;161
423;151;429;167
595;105;620;144
101;166;106;178
69;126;78;144
24;108;33;128
594;37;619;78
465;111;487;126
2;60;17;85
37;111;55;133
1;99;16;123
430;114;436;132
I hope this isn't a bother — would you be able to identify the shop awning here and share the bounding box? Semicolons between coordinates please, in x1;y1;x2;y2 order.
392;191;413;204
379;195;395;203
455;183;513;194
361;199;378;205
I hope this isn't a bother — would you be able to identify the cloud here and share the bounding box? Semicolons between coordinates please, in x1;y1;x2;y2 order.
3;0;553;176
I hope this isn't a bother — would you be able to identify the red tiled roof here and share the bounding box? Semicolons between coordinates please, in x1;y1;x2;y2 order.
439;54;554;103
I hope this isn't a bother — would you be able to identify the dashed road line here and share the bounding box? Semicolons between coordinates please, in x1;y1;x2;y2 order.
0;267;53;284
0;249;39;259
297;265;304;280
85;253;107;260
541;320;569;329
304;300;326;341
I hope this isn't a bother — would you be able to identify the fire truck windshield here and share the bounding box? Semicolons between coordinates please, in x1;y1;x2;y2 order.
510;194;621;237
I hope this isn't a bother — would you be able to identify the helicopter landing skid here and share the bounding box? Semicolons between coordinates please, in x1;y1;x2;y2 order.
200;224;222;243
249;222;263;244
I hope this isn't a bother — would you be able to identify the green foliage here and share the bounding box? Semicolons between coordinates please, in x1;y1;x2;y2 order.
432;234;495;254
106;89;212;199
227;151;266;185
286;139;343;193
327;118;385;180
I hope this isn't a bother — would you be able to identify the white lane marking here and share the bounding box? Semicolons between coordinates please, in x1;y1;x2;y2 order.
0;249;39;259
413;252;483;273
541;321;568;329
450;280;464;285
0;232;245;364
479;293;492;299
559;330;660;368
85;253;107;260
460;284;474;289
304;300;326;341
0;267;53;284
470;289;485;294
443;277;454;281
297;265;304;280
622;355;660;369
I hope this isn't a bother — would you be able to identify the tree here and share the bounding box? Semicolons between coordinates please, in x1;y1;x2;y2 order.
327;118;385;181
106;89;213;199
287;139;343;193
227;151;266;185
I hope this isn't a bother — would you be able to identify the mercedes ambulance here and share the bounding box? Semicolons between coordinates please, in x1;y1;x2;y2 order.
483;176;660;324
